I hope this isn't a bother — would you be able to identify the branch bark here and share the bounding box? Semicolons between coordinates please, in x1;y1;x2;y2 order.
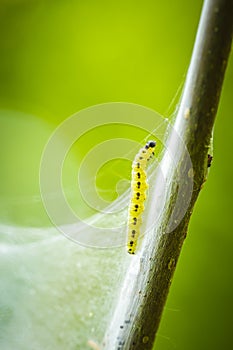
103;0;233;349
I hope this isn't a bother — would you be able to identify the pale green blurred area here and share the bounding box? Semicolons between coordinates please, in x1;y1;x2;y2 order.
0;0;233;349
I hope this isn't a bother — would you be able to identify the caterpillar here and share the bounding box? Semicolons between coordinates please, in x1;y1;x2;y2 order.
127;140;156;254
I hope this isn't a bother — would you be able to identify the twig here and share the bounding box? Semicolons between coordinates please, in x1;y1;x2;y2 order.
103;0;233;349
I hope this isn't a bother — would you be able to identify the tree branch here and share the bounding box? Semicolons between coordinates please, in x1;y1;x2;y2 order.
103;0;233;349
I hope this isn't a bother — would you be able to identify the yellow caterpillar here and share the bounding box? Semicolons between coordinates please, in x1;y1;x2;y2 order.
127;140;156;254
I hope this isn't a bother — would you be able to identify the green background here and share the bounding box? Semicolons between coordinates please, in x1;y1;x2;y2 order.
0;0;233;349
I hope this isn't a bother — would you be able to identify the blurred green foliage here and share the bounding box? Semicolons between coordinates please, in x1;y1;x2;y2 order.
0;0;233;349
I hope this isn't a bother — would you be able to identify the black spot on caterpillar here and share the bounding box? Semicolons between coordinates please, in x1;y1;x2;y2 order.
127;140;156;254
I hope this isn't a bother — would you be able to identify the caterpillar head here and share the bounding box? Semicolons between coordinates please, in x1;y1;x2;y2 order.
145;140;156;149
